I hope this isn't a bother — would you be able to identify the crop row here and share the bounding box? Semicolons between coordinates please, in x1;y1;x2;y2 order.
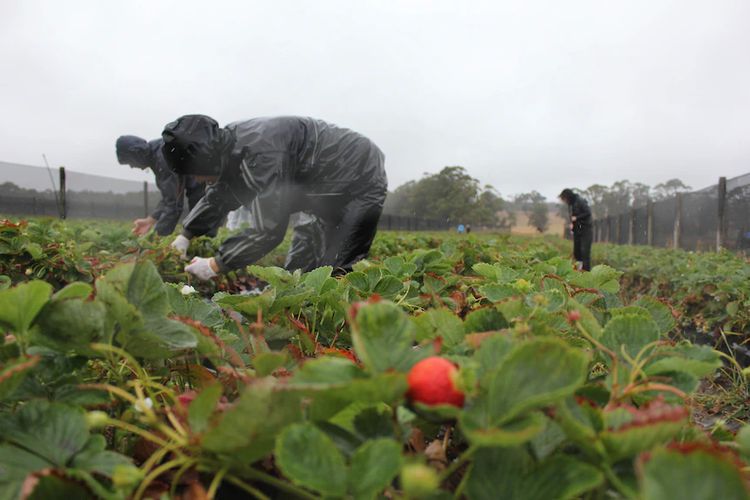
0;218;749;498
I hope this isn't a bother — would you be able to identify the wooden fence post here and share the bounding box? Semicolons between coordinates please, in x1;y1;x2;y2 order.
628;208;635;245
143;181;149;218
58;167;66;219
646;198;654;246
673;192;682;249
717;176;727;251
615;215;621;243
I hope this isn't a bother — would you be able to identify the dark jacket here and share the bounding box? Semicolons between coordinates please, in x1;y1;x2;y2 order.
568;194;592;232
178;116;387;272
116;136;205;236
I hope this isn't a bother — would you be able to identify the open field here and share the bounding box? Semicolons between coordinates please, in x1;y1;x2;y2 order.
1;217;749;499
509;210;567;236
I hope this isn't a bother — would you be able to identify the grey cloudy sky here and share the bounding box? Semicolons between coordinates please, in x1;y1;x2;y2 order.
1;0;749;200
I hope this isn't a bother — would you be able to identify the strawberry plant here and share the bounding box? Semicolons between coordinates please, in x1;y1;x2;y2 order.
0;217;748;498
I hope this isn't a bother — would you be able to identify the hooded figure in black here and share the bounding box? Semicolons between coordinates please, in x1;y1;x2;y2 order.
162;115;387;280
559;188;593;271
115;136;211;236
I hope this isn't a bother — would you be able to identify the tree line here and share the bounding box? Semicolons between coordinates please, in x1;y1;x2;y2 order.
383;167;513;229
384;168;692;232
573;178;691;220
383;167;555;231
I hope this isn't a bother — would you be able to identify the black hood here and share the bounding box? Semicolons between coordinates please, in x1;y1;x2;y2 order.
116;135;153;169
559;188;576;204
161;115;233;176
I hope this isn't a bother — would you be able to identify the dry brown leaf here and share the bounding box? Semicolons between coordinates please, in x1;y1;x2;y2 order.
425;439;448;471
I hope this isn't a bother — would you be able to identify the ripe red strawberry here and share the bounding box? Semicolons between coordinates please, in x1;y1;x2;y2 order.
407;357;465;407
177;390;198;407
566;310;582;323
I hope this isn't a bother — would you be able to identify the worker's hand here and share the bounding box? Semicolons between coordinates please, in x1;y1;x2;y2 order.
132;217;156;236
170;235;191;260
185;257;219;281
569;223;574;232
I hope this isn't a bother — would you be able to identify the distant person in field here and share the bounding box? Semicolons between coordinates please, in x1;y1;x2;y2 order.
559;188;592;271
116;135;214;236
161;114;388;280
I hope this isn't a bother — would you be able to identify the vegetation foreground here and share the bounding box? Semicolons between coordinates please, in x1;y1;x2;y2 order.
1;218;750;499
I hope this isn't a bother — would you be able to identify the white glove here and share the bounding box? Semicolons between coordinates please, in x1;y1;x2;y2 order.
170;235;190;260
185;257;218;281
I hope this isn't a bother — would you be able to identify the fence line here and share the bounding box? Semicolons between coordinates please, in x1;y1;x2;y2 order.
592;173;750;251
1;166;450;231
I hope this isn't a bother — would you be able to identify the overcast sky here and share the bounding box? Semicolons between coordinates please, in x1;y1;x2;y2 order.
1;0;749;199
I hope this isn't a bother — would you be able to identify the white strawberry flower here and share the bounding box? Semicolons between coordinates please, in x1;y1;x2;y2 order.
134;397;153;413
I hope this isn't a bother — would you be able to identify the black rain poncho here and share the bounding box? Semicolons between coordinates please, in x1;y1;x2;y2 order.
163;116;388;273
562;191;593;271
568;193;592;232
116;136;207;236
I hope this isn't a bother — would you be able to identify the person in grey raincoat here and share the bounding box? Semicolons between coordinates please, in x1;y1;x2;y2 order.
115;135;208;236
162;115;387;280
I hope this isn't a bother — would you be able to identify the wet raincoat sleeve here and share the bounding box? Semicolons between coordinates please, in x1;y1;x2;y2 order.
181;181;241;239
212;152;291;273
151;170;185;236
184;177;206;211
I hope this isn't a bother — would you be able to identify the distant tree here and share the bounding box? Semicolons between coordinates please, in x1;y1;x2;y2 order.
582;184;609;219
473;185;511;228
410;166;480;221
529;202;549;233
383;181;418;215
503;210;517;229
631;182;651;207
652;178;691;201
383;167;509;227
0;181;47;197
514;191;549;232
582;180;653;217
602;180;636;216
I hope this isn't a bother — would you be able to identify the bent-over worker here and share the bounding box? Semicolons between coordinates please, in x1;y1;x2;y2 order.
161;115;387;280
115;135;209;236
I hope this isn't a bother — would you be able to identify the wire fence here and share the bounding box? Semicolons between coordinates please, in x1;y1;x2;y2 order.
0;162;157;220
0;161;450;231
592;173;750;251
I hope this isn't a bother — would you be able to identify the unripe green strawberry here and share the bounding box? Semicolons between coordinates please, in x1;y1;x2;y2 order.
84;410;109;429
407;357;465;407
400;463;439;498
112;464;144;488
